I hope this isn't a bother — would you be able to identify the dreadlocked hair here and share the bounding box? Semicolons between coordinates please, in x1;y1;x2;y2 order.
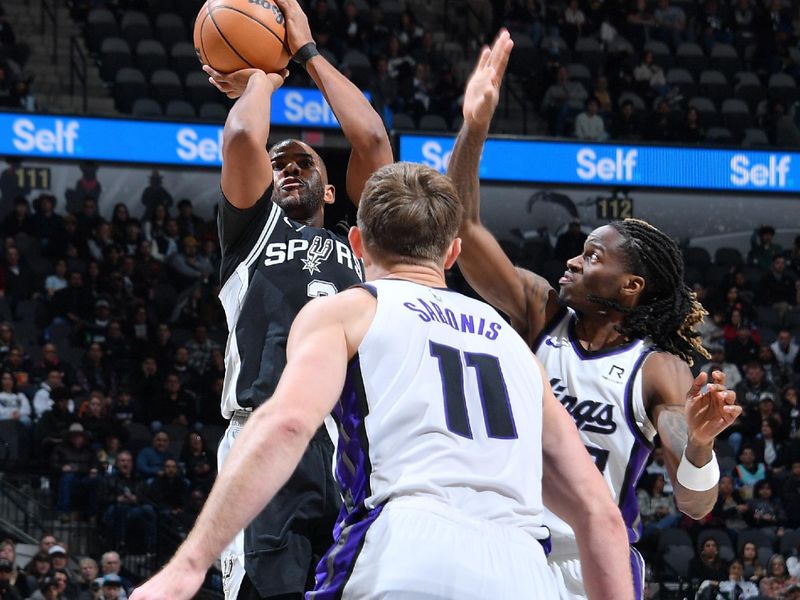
587;218;709;366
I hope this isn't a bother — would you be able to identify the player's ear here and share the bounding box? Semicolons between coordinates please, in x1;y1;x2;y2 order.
348;226;364;259
323;184;335;205
443;237;461;270
621;274;645;299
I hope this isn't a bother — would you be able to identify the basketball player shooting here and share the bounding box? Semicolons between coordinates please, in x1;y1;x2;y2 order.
199;0;392;598
130;162;633;600
447;30;741;600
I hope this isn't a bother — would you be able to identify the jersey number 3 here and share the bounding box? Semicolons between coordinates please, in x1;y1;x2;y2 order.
429;341;517;440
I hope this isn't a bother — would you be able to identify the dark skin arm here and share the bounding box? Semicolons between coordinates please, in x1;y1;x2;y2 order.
275;0;393;205
447;31;560;342
204;67;288;209
646;356;741;519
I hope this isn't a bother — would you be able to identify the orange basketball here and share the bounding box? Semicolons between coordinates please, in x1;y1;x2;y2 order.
193;0;291;74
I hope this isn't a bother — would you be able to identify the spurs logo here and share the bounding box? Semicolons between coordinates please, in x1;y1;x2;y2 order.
301;236;334;275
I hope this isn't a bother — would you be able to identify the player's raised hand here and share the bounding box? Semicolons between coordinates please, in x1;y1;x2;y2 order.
274;0;314;55
462;29;513;132
684;370;741;447
129;558;205;600
203;65;288;99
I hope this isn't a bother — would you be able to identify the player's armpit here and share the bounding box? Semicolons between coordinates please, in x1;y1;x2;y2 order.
540;362;633;600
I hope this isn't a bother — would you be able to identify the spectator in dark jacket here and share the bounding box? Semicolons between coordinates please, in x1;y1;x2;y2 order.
99;451;156;551
51;423;99;520
146;458;190;518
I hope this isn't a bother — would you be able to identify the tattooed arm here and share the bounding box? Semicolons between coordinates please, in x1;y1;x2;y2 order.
645;353;741;519
448;31;561;339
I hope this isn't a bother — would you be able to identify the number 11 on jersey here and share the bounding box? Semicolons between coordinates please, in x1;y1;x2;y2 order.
429;341;518;440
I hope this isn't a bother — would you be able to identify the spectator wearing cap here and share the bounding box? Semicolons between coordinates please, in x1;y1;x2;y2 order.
0;539;33;598
166;236;213;291
100;451;156;554
51;423;99;520
699;344;742;389
34;387;75;460
553;221;588;263
99;574;123;600
0;556;23;600
749;225;783;270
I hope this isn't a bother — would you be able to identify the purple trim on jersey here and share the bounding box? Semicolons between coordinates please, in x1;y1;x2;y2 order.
618;441;651;543
623;349;656;450
566;314;641;360
530;305;569;353
308;503;385;600
630;546;645;600
308;357;377;599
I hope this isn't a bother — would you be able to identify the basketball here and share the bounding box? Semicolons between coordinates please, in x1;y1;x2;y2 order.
193;0;291;74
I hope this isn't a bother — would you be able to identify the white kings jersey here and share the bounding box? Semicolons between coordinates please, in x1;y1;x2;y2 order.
534;307;657;557
333;279;550;540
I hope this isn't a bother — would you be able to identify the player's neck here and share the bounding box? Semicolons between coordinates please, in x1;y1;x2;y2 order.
574;314;629;351
367;263;447;289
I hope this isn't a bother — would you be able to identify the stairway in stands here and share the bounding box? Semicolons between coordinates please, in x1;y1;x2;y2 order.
2;0;115;114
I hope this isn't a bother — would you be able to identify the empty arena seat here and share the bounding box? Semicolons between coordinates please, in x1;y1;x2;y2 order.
734;71;767;111
170;41;200;79
705;126;734;145
566;63;592;90
666;68;696;98
676;42;707;75
150;69;183;106
86;8;119;52
698;70;731;107
741;127;770;147
575;37;603;74
198;102;229;121
114;67;147;113
121;11;153;47
644;40;673;67
768;72;798;105
419;114;449;131
99;37;132;82
617;91;646;111
136;39;168;77
721;98;752;138
688;96;718;125
714;246;744;266
710;43;740;79
155;12;187;50
392;112;417;130
132;97;163;117
185;71;222;110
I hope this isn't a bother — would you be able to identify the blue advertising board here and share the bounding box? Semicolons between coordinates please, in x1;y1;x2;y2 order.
0;88;368;167
398;134;800;193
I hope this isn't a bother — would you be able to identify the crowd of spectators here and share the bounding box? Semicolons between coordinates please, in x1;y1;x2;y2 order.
629;223;800;597
1;535;140;600
0;160;225;574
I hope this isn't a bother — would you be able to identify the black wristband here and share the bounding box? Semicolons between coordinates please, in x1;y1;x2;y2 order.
292;42;319;67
